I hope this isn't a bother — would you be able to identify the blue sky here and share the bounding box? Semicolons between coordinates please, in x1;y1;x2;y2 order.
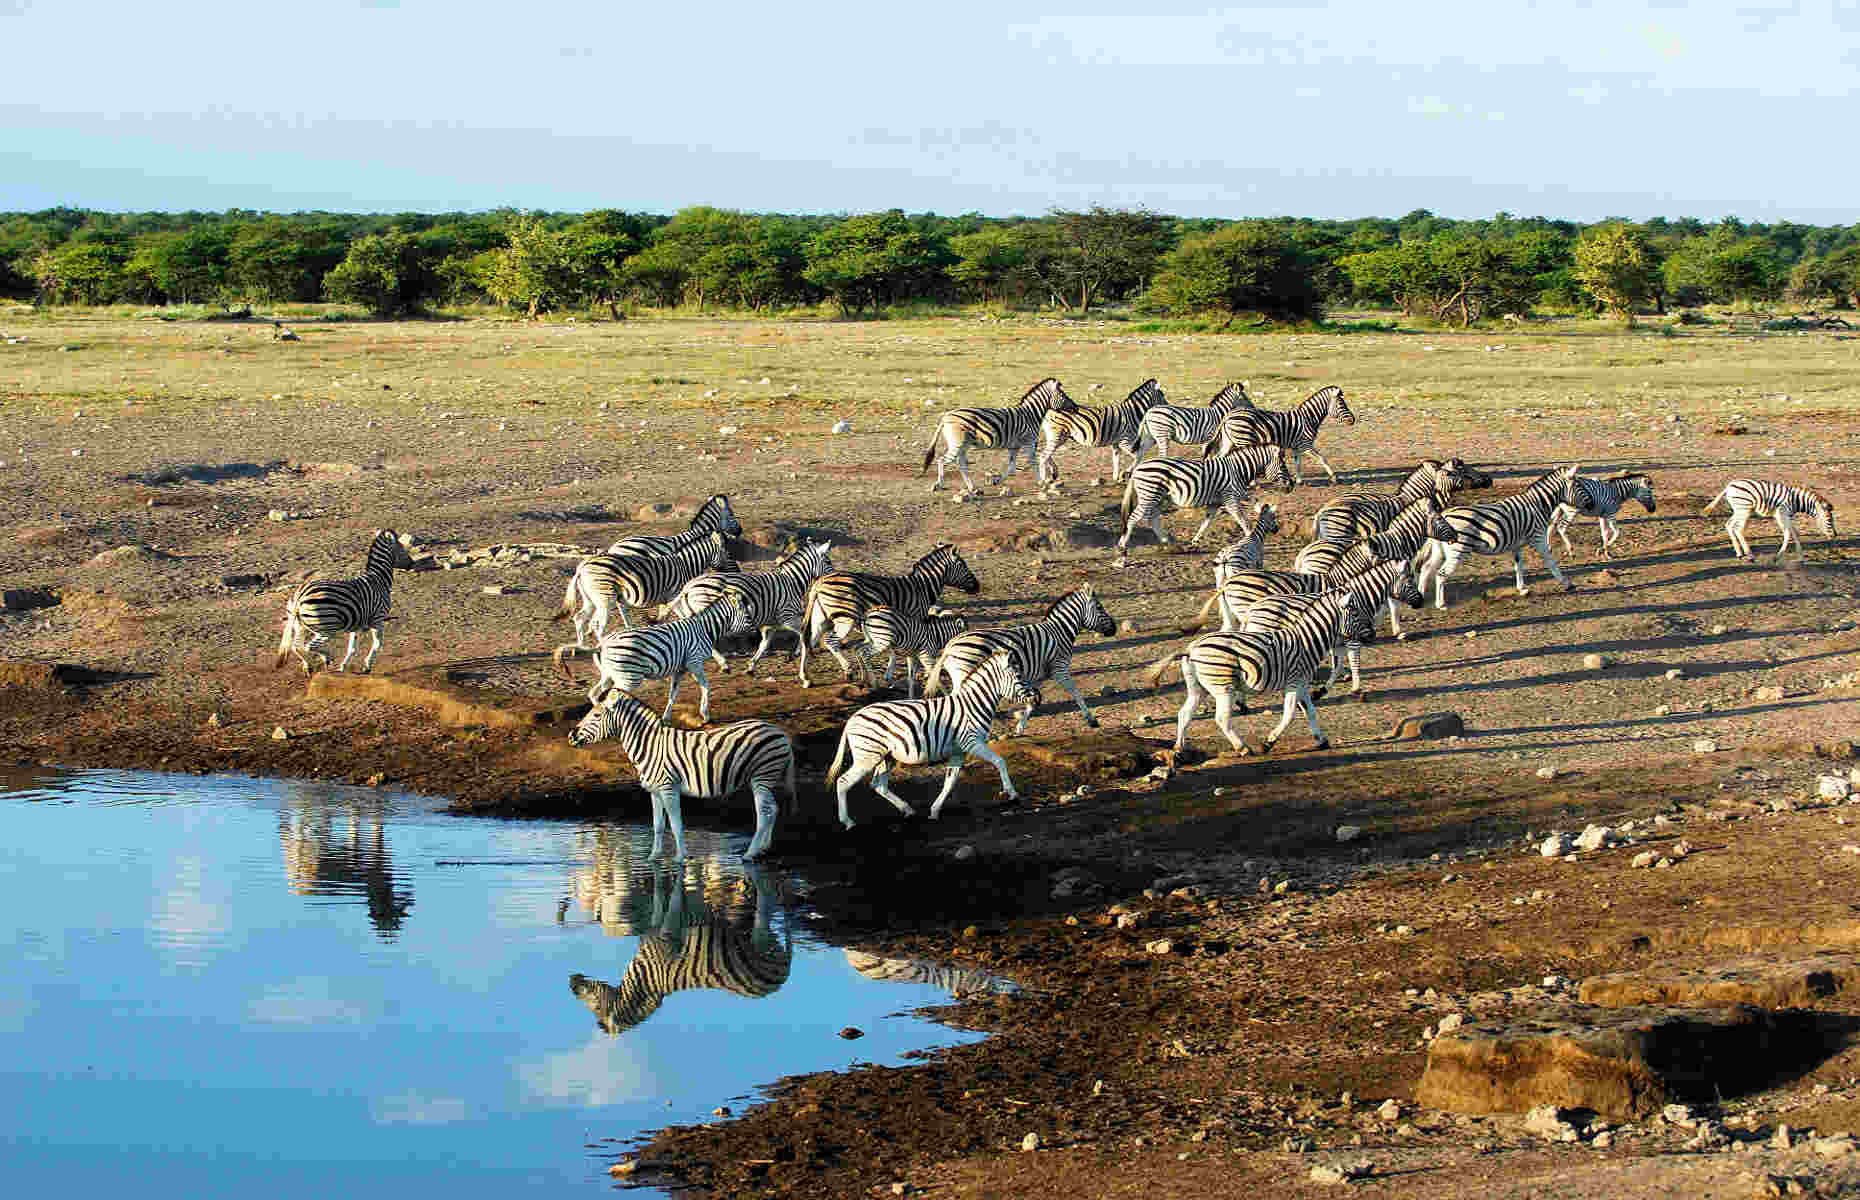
4;0;1857;221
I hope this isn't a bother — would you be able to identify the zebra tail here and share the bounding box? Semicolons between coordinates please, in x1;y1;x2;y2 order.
920;424;942;474
801;579;828;647
550;572;578;622
552;644;580;682
921;647;950;697
823;724;851;791
783;740;800;818
1119;472;1138;524
1701;487;1728;514
272;602;298;669
1144;649;1186;692
1180;590;1222;634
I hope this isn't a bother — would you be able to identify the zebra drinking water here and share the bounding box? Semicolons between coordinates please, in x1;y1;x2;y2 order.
554;594;746;722
924;582;1118;734
554;532;736;645
1210;385;1356;484
1415;465;1580;608
802;543;982;684
605;494;742;556
922;377;1078;494
273;528;417;675
1035;377;1166;484
1309;458;1493;543
863;606;969;698
1702;478;1835;563
1117;446;1295;556
1550;471;1656;559
1138;382;1253;461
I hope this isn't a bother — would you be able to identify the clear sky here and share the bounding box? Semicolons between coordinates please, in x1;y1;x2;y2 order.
4;0;1857;222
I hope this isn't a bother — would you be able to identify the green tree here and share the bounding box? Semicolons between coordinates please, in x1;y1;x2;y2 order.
482;213;581;317
1572;223;1662;322
948;226;1031;302
1047;206;1170;311
32;236;130;305
1788;247;1860;308
565;209;651;318
1143;221;1324;326
147;226;234;303
323;229;422;316
230;220;350;302
1664;232;1785;306
802;209;951;315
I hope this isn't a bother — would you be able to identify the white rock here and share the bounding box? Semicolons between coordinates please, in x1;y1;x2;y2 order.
831;419;852;434
952;844;977;862
1524;1104;1579;1141
1021;1132;1042;1152
268;509;289;521
1820;776;1852;801
1536;766;1558;780
1436;1013;1464;1034
1573;824;1613;852
1145;938;1174;955
1813;1135;1856;1159
1692;738;1719;754
1539;832;1573;857
1335;825;1363;843
1582;653;1609;670
1665;668;1685;680
271;726;289;741
1377;1099;1401;1121
1631;851;1658;869
717;425;739;435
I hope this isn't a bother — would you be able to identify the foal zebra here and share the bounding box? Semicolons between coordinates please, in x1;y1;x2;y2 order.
555;594;745;723
1550;471;1656;559
1295;491;1458;578
863;606;968;698
274;529;417;674
1139;382;1253;460
1702;478;1836;563
1309;458;1493;543
925;582;1117;734
825;651;1037;828
1211;385;1356;484
568;690;797;861
803;543;982;683
1146;589;1377;755
606;494;742;557
554;533;736;645
1415;465;1579;608
1035;377;1165;484
1212;503;1282;583
667;539;835;686
1117;446;1296;555
922;377;1078;494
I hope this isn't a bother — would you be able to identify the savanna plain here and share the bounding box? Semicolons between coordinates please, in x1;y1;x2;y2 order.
4;309;1860;1197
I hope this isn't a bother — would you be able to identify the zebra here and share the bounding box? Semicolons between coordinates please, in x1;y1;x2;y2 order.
1233;562;1423;697
842;950;1012;997
1212;503;1283;583
1309;458;1494;543
802;543;982;684
922;377;1078;494
273;529;417;675
1117;446;1295;555
1035;377;1166;484
605;494;742;557
825;650;1038;828
1145;588;1377;755
1211;385;1355;485
666;539;835;686
1702;478;1837;563
1138;382;1254;461
1295;491;1460;578
553;532;736;645
567;689;798;861
553;593;745;723
1549;471;1656;559
923;582;1118;734
1187;547;1426;653
1415;465;1580;608
570;866;791;1034
863;606;969;698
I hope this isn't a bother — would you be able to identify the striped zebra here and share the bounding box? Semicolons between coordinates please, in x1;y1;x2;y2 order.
924;582;1117;734
553;532;736;645
825;651;1037;828
666;539;835;686
606;494;742;557
1035;377;1166;484
1139;382;1254;461
1211;385;1355;484
843;950;1013;997
1702;478;1836;563
1309;458;1493;543
1415;465;1579;608
1212;503;1282;583
570;867;791;1033
802;543;982;684
1233;561;1422;697
1188;547;1426;650
864;606;969;698
1295;491;1459;578
922;377;1078;494
568;689;798;860
273;529;417;674
1550;471;1656;559
1145;588;1377;755
554;594;745;723
1117;446;1295;555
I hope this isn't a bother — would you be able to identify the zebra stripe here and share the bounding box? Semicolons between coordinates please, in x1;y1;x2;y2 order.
1295;492;1460;578
1415;465;1578;608
568;688;798;860
1235;557;1423;695
825;652;1037;828
1212;503;1283;583
1550;471;1656;559
554;532;736;646
843;951;1012;997
606;494;742;557
1117;447;1295;554
555;595;745;724
1139;382;1254;460
1310;457;1494;543
668;539;835;686
863;606;969;698
1190;551;1425;646
274;529;417;674
1146;589;1377;755
924;583;1117;734
1703;477;1836;563
1211;385;1355;484
1035;377;1166;483
803;543;983;683
922;377;1078;494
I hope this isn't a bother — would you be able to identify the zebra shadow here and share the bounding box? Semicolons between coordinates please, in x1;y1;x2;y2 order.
568;861;792;1037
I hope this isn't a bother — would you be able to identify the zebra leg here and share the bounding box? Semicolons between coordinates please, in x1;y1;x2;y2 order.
954;444;979;494
1305;448;1339;485
1289;450;1307;485
927;754;968;820
1533;531;1571;590
790;621;815;688
333;631;361;672
949;742;1018;818
929;436;950;492
1598;516;1617;559
1188;513;1217;545
1052;666;1098;730
360;625;385;673
821;618;859;678
1727;509;1752;560
744;782;779;860
1211;686;1246;753
834;756;875;829
1552;510;1575;558
1513;548;1531;597
869;762;918;819
1774;513;1797;564
1173;661;1209;751
1429;544;1462;609
687;662;713;723
647;786;687;862
1386;595;1407;641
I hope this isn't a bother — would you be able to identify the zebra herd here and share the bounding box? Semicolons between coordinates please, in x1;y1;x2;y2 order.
269;376;1842;864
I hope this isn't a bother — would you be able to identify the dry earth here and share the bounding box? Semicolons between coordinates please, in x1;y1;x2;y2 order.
4;312;1860;1197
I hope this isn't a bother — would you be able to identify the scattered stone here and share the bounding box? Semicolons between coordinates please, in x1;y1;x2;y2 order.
831;419;852;434
1437;1013;1464;1034
1524;1104;1580;1141
1536;766;1558;780
1145;938;1175;955
268;509;289;521
716;425;739;435
1754;685;1786;701
1377;1099;1402;1121
1391;711;1465;741
952;844;977;862
1711;624;1729;636
1653;705;1672;716
1813;1134;1856;1159
1693;738;1719;754
838;1027;864;1040
1590;1130;1613;1148
1308;1162;1374;1185
480;585;510;596
205;712;221;728
1773;1123;1795;1149
1336;825;1363;843
1631;850;1658;869
1116;912;1144;930
1539;832;1573;858
1583;653;1610;670
1573;824;1614;852
1820;776;1852;801
1;588;58;612
1666;668;1685;680
1021;1132;1042;1152
219;573;266;589
271;726;289;741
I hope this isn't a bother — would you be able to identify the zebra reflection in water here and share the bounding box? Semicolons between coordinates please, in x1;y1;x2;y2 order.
277;782;411;936
569;862;792;1036
842;950;1015;999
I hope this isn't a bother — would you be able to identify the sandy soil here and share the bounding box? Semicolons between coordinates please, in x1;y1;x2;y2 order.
4;313;1860;1197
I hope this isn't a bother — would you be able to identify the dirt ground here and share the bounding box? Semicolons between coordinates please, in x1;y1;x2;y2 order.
4;312;1860;1196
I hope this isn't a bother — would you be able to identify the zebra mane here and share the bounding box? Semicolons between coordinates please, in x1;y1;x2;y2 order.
1600;470;1646;483
1300;385;1344;411
1019;377;1067;407
1126;378;1163;405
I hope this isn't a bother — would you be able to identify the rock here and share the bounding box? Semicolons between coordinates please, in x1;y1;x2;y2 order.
832;419;852;434
717;425;739;435
1813;1135;1856;1159
1631;851;1658;869
1336;825;1363;843
1579;954;1860;1010
952;844;977;862
1692;739;1719;754
1772;1123;1794;1149
1309;1162;1375;1185
1590;1130;1613;1148
1665;668;1685;680
838;1027;864;1040
1710;624;1729;636
1754;685;1785;701
1437;1013;1465;1034
1820;776;1852;801
268;509;289;521
219;573;266;589
1021;1132;1042;1152
480;585;509;596
1390;711;1465;741
1377;1099;1401;1121
1573;824;1613;852
1662;1103;1697;1127
1539;832;1573;858
1536;766;1558;780
1;588;58;612
1146;939;1175;955
1116;912;1144;930
1524;1104;1580;1141
1583;653;1610;670
1045;523;1119;550
205;712;221;728
271;726;289;741
86;544;174;567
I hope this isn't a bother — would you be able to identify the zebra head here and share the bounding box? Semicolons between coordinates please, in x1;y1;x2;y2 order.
1316;385;1354;426
1342;590;1378;645
1061;582;1117;638
1423;492;1462;545
1440;457;1494;492
569;703;618;747
798;538;835;576
929;543;983;595
1250;501;1281;536
1621;473;1656;514
1811;491;1838;537
695;494;743;539
368;529;417;572
1390;554;1426;610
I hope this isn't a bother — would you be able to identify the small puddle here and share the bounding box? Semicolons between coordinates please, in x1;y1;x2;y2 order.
0;767;1007;1196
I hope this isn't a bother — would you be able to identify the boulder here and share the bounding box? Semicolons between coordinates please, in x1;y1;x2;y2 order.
1389;711;1465;741
1578;955;1860;1010
1;588;58;612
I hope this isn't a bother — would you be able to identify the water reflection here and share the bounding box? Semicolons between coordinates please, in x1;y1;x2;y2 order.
843;950;1017;998
277;780;412;936
570;863;793;1036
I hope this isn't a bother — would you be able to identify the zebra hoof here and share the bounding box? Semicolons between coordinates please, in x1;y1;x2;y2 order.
1353;691;1369;704
1311;738;1330;751
1085;717;1100;729
840;818;856;831
1517;586;1531;597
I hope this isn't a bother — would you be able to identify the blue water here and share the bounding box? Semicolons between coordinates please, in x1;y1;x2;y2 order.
0;768;1004;1197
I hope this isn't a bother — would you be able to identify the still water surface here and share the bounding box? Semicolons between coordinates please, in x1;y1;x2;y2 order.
0;768;1002;1196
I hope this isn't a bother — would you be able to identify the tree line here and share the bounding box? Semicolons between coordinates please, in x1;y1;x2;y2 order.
5;204;1859;324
